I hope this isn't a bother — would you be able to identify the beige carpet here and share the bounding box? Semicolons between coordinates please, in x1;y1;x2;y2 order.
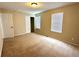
2;33;79;57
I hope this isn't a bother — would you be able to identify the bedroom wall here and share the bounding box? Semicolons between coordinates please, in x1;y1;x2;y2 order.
13;12;26;36
13;12;32;36
35;3;79;46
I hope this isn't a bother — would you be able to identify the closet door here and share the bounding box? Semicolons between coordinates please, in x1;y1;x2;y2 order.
2;13;14;38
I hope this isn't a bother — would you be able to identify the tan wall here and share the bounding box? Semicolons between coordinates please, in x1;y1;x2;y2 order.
35;3;79;46
13;12;26;36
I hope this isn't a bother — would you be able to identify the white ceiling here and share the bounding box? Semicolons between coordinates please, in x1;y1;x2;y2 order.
0;2;74;14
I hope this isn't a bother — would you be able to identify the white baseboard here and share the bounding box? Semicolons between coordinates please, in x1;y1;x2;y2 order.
3;32;31;39
14;32;30;36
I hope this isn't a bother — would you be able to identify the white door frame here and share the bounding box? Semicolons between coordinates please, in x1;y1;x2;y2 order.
25;16;31;33
0;14;3;56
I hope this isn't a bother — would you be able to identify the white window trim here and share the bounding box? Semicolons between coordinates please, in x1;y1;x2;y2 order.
51;12;63;33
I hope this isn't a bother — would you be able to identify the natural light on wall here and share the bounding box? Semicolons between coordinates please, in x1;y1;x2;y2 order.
34;16;41;29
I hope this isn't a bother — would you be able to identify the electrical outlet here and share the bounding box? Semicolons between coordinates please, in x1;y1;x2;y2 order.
72;38;74;40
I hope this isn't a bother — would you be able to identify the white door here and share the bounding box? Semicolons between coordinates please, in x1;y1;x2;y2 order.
0;14;3;56
2;14;14;38
25;16;31;33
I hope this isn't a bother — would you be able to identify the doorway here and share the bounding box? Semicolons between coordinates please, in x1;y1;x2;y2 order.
30;17;34;32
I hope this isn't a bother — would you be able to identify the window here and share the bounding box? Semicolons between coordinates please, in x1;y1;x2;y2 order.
34;16;41;29
51;13;63;33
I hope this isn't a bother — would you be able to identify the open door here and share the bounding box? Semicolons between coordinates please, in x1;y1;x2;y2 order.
30;17;34;32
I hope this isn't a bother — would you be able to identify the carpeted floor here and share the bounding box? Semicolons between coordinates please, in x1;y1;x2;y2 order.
1;33;79;57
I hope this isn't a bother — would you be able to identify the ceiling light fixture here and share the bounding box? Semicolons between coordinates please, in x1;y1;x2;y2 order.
31;2;38;7
26;2;41;8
